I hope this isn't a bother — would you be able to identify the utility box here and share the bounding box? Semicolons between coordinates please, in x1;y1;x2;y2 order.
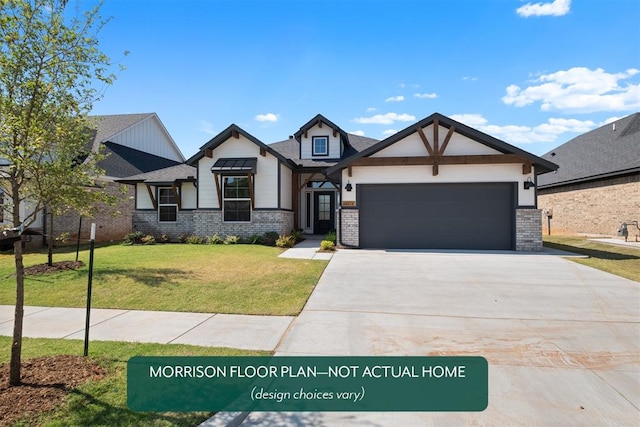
618;224;629;238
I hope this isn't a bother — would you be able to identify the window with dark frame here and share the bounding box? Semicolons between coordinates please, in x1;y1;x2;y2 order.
223;176;251;222
312;136;329;156
158;188;177;222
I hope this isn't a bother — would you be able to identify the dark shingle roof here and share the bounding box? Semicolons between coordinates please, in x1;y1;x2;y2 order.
115;163;197;185
90;113;156;147
100;142;181;178
538;113;640;188
269;134;380;168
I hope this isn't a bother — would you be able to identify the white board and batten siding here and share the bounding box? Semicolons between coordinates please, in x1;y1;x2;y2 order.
280;164;293;210
135;183;197;210
342;125;537;206
299;125;342;160
198;135;280;209
108;115;184;162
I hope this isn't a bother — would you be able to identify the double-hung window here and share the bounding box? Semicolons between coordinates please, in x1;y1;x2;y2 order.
223;176;251;222
312;136;329;156
158;188;178;222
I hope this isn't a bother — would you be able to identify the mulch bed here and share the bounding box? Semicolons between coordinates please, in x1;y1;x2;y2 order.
0;355;105;426
24;260;84;276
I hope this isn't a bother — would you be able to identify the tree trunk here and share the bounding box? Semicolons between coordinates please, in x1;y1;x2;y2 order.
9;239;24;386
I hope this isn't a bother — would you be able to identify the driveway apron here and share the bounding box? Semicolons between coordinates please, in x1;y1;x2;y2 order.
231;249;640;426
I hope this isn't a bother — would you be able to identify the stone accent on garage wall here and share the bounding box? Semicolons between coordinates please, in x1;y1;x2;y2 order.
537;175;639;236
516;208;543;251
339;208;359;247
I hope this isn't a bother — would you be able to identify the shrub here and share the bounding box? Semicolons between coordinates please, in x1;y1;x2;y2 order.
224;235;240;245
290;229;303;243
260;231;279;246
207;234;224;245
122;231;144;245
158;234;170;243
246;234;262;244
186;235;205;244
276;235;296;248
141;234;156;245
325;231;337;245
320;240;336;251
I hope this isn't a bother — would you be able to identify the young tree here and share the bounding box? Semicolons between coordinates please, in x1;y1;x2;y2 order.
0;0;119;386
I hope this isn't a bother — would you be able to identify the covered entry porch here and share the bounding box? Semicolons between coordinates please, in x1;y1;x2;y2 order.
293;172;339;235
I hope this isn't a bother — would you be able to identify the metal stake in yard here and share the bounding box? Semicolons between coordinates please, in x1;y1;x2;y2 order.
83;223;96;357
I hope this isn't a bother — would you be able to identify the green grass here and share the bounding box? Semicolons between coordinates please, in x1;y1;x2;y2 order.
1;336;267;426
544;235;640;282
0;244;328;315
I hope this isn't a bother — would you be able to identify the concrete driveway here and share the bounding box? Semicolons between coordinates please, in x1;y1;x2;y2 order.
233;249;639;426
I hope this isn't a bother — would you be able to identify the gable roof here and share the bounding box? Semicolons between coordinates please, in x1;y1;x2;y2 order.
186;124;295;167
116;163;197;185
326;113;558;176
269;133;380;168
537;112;640;188
293;114;350;148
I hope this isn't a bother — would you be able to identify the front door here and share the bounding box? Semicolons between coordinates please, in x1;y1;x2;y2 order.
314;192;335;235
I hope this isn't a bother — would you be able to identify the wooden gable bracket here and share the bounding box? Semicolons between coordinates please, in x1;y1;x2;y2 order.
259;147;266;157
317;119;323;128
348;166;352;177
231;129;240;139
205;148;213;158
304;130;308;138
145;184;158;210
333;128;338;137
171;184;182;210
213;173;222;208
298;173;320;192
522;162;532;175
247;173;255;209
352;154;526;167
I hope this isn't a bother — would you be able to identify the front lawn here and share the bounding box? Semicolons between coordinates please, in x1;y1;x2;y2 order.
0;337;266;426
544;235;640;282
0;244;328;315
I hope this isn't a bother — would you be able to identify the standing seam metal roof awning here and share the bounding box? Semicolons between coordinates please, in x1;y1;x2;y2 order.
211;157;257;173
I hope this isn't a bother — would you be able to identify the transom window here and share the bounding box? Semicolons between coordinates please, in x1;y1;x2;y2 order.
223;176;251;222
158;188;177;222
312;136;329;156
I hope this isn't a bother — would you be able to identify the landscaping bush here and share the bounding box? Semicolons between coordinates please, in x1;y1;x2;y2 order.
325;231;337;244
224;235;240;245
158;234;170;243
122;231;144;245
320;240;336;251
207;234;224;244
185;235;205;244
276;235;296;248
246;234;262;244
141;235;156;245
290;229;304;243
260;231;279;246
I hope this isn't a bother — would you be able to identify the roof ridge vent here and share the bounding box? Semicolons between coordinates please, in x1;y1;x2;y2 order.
613;122;616;131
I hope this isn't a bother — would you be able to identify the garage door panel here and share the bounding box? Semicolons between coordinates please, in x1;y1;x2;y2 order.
358;183;514;250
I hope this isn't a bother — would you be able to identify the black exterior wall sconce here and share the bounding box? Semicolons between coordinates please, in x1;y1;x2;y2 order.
345;182;353;192
523;177;536;190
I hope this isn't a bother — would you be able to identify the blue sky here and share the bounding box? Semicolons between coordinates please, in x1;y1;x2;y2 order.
91;0;640;157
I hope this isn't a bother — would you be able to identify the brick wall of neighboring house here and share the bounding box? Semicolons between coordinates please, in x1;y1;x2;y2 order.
51;181;135;245
538;174;640;236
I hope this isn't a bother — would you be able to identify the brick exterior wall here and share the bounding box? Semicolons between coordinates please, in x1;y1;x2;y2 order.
132;209;293;240
51;181;134;244
538;174;639;236
339;208;359;247
515;208;543;251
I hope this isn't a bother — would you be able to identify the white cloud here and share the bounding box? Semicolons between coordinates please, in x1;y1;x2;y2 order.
450;113;596;144
463;76;478;81
414;92;438;99
382;129;398;136
502;67;640;113
366;107;377;112
353;112;416;125
255;113;278;122
385;96;405;102
516;0;571;17
199;120;217;135
350;130;366;136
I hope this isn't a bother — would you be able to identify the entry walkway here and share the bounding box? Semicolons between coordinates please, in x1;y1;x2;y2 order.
278;237;333;260
0;305;293;351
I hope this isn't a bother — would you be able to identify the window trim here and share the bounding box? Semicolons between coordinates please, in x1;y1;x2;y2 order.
157;187;178;223
222;175;252;223
312;136;329;156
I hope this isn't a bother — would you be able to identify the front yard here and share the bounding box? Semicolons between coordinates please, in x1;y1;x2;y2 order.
0;244;328;315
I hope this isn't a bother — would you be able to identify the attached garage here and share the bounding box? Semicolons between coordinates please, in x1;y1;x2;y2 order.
358;183;515;250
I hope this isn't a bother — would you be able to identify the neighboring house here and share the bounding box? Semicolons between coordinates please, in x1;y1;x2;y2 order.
538;112;640;237
119;113;557;251
45;113;185;244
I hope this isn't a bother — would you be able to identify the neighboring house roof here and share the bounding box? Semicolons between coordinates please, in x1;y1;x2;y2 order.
325;112;559;176
100;142;182;178
538;112;640;188
186;124;296;167
116;163;197;186
269;133;380;168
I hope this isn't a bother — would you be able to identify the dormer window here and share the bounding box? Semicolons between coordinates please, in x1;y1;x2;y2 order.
312;136;329;156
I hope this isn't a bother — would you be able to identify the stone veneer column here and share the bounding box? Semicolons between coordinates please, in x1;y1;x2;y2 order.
340;209;359;247
515;208;543;251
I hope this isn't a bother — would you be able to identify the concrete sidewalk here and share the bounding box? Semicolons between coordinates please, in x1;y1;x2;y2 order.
0;305;293;351
278;238;333;260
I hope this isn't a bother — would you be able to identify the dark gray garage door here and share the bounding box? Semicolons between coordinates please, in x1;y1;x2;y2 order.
358;183;515;250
